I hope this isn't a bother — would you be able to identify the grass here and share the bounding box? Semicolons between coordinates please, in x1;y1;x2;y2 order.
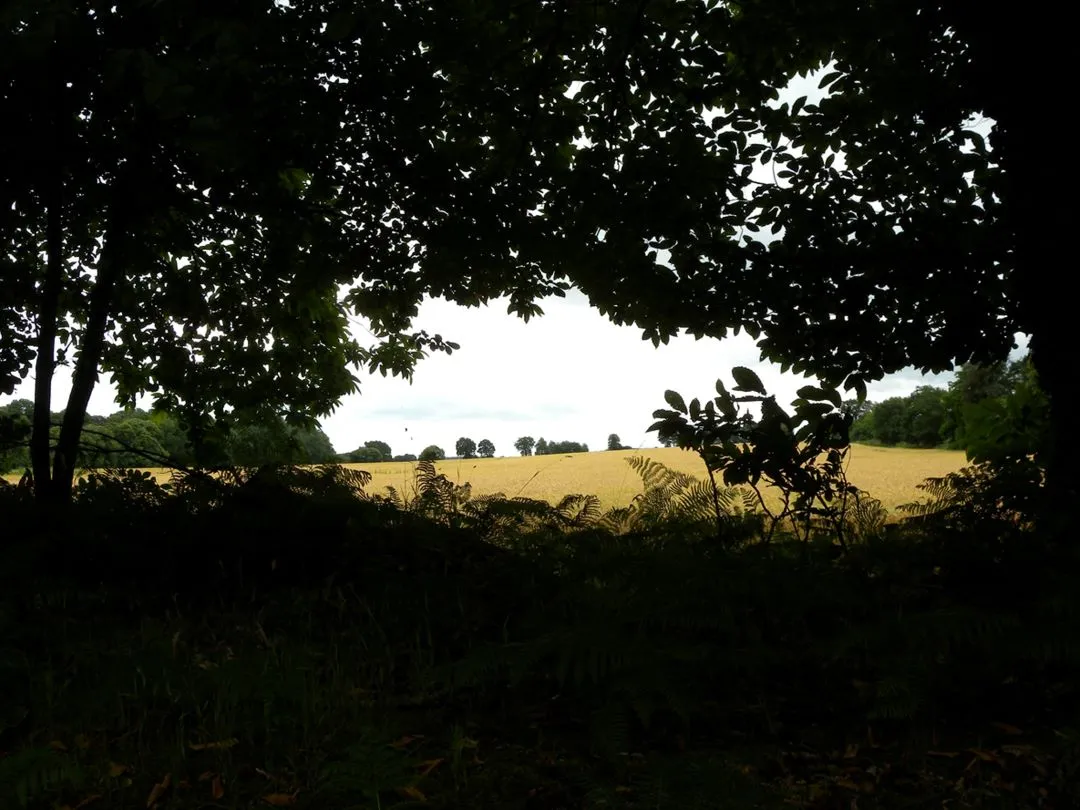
2;444;968;513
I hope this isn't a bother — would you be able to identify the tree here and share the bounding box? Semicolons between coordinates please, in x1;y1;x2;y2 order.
0;398;32;474
419;445;445;462
868;399;910;447
607;433;629;451
941;360;1027;448
294;426;337;464
477;439;495;458
841;399;873;423
4;2;1070;506
363;440;392;461
905;386;949;448
513;436;535;457
392;454;417;462
538;440;588;455
340;446;383;463
455;437;477;459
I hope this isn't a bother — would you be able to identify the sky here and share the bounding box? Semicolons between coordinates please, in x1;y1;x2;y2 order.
2;288;1028;458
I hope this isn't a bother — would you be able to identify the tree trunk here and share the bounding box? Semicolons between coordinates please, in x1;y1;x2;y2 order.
46;184;132;502
994;17;1078;537
31;80;65;499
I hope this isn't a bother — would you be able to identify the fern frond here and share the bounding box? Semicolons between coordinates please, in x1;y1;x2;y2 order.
556;494;602;527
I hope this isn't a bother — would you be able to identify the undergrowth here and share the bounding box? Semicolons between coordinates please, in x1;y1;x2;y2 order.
1;454;1078;809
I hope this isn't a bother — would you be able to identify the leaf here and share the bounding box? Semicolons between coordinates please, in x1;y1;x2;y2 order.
843;375;868;403
262;792;299;806
146;773;171;808
108;762;129;778
689;398;701;420
398;786;426;801
418;758;444;776
731;367;766;394
188;738;238;751
796;385;841;408
664;390;688;413
990;722;1024;735
818;70;843;89
211;775;225;799
714;395;737;419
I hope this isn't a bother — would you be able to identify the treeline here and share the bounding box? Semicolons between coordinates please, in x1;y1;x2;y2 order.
336;440;421;463
851;357;1044;450
511;436;589;456
0;400;337;474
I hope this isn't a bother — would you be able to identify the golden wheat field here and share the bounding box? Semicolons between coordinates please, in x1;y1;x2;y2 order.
5;445;968;515
347;445;968;514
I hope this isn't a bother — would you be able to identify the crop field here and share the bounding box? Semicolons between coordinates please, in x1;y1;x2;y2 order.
5;444;968;515
348;445;968;514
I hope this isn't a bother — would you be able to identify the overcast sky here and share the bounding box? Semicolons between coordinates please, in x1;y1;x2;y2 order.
2;289;1028;458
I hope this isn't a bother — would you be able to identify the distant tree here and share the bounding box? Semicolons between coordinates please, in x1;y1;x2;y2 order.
455;437;477;458
849;406;878;444
950;361;1023;406
534;438;549;455
225;418;301;467
657;432;678;448
840;399;873;423
364;440;392;460
607;433;624;451
392;453;418;462
152;411;196;467
867;398;910;446
477;439;495;458
544;440;588;454
105;416;169;467
513;436;535;456
905;386;949;448
340;446;383;463
0;398;32;474
941;359;1028;448
293;426;336;463
419;445;446;462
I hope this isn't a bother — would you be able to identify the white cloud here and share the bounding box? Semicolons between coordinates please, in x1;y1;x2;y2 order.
5;290;1029;458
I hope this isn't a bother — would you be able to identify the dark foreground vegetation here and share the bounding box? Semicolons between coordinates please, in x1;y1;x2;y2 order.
3;2;1078;807
3;375;1077;809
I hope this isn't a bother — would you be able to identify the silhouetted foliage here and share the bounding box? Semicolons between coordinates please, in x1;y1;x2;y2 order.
477;439;495;458
7;0;1070;506
513;436;535;456
455;437;477;459
2;411;1077;808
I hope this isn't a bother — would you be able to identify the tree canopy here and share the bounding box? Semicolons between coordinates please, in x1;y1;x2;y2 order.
2;0;1070;501
419;445;446;462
